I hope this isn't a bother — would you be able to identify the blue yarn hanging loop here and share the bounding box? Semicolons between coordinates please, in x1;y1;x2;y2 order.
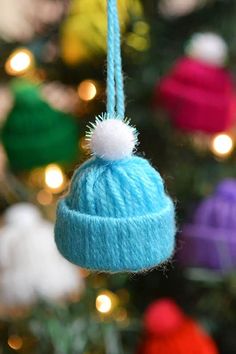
106;0;125;118
54;0;176;273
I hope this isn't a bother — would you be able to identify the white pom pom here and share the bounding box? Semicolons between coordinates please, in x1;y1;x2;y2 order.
5;203;41;226
88;118;137;161
186;33;228;66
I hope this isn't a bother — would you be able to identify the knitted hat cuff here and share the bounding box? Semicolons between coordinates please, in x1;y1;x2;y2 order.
55;198;176;272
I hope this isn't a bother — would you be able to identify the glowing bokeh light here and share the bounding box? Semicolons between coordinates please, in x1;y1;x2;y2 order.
78;80;97;101
37;189;53;205
45;164;64;190
8;335;23;350
5;48;33;76
125;33;149;51
133;21;149;35
96;293;112;314
210;133;233;157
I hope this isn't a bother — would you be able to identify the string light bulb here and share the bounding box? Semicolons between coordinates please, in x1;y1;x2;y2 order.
44;164;65;191
78;80;97;101
95;290;118;314
96;293;112;313
210;133;233;157
5;48;34;76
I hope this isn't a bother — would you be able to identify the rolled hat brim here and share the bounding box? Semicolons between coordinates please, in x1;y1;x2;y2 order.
55;198;176;272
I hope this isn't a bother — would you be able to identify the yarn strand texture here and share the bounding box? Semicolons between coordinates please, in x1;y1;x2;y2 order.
106;0;125;118
54;0;176;273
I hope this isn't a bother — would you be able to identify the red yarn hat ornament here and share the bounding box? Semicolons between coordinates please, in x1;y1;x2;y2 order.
138;298;219;354
144;298;184;335
155;33;236;134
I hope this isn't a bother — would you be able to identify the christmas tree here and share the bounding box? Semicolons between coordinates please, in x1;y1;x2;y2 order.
0;0;236;353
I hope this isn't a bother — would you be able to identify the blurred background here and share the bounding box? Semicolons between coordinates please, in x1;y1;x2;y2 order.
0;0;236;353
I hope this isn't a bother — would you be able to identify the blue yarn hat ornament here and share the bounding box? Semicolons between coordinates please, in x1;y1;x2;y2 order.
54;0;176;272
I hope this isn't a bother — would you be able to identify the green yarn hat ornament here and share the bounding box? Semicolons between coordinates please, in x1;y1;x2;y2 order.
1;79;79;171
55;0;176;272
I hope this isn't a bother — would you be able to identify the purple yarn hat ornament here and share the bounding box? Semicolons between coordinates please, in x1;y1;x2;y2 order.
179;179;236;272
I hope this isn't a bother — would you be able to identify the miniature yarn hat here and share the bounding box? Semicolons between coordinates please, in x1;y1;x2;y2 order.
157;33;235;134
178;179;236;271
0;203;83;307
1;79;79;171
55;0;176;272
137;298;219;354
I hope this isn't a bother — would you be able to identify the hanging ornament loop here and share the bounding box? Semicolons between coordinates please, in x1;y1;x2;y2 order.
106;0;125;118
54;0;176;273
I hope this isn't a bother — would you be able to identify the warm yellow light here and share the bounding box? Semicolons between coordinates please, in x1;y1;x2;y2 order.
37;189;53;205
96;293;112;314
211;133;233;157
45;164;64;190
5;48;33;76
78;80;97;101
8;335;23;350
